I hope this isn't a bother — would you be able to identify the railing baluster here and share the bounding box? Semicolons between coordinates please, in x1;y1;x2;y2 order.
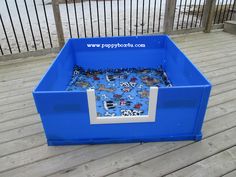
42;0;53;48
199;0;205;26
214;0;220;23
103;0;107;36
147;0;151;33
96;0;101;37
88;0;94;37
110;0;114;36
226;0;233;20
33;0;45;49
186;0;193;28
218;0;224;23
136;0;139;35
222;0;229;22
141;0;145;34
73;0;80;38
4;0;20;52
81;0;87;37
117;0;120;36
195;0;202;27
158;0;162;32
190;0;197;28
24;0;37;50
229;0;235;19
181;0;188;29
0;14;12;54
177;0;183;29
65;0;72;38
0;44;3;55
124;0;126;36
15;0;29;51
130;0;132;35
152;0;157;33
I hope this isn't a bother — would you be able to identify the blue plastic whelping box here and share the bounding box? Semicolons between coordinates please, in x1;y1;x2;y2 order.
33;35;211;145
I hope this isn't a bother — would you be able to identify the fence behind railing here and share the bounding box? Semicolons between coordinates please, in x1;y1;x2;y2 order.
0;0;235;57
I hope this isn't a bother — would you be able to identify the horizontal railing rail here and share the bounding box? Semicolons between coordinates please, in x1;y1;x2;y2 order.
0;0;235;58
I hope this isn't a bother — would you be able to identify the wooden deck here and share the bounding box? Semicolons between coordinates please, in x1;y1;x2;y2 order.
0;30;236;177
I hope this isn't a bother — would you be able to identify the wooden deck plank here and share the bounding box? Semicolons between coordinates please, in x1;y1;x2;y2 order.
105;127;236;177
0;123;43;144
0;53;55;66
0;59;51;75
0;115;40;133
0;145;86;173
182;43;236;55
176;35;236;48
180;40;236;51
0;133;45;158
0;144;139;177
189;51;236;65
165;146;236;177
0;64;50;81
0;106;36;124
0;31;235;177
184;45;236;57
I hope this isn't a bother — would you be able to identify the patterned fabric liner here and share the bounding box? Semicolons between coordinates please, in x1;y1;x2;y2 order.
66;65;172;117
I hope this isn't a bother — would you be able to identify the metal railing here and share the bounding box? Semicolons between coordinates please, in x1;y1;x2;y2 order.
174;0;206;30
0;0;57;56
214;0;235;24
60;0;165;39
0;0;235;57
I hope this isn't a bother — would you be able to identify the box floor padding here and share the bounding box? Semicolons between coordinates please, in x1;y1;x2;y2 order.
67;66;172;117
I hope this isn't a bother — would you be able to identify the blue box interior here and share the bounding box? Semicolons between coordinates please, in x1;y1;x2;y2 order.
33;35;211;145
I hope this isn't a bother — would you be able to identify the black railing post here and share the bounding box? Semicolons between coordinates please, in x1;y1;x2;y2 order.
52;0;65;48
231;0;236;20
202;0;217;33
163;0;176;34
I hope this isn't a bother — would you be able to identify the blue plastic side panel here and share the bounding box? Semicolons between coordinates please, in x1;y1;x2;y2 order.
164;36;210;86
193;85;211;138
33;87;207;145
35;40;75;91
71;36;166;69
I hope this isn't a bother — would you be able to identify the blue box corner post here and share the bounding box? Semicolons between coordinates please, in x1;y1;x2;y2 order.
33;35;211;145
